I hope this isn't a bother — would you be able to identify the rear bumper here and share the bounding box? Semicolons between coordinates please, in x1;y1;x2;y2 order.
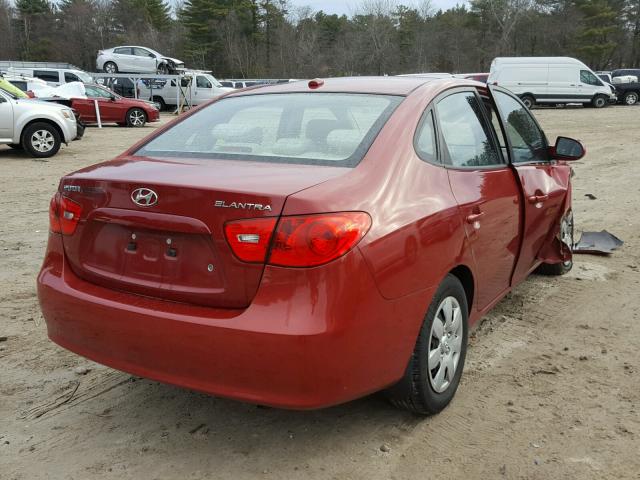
37;234;433;409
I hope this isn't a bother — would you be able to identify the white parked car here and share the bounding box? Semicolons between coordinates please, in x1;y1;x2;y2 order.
138;72;233;109
488;56;616;108
6;67;92;87
0;88;78;157
97;46;185;74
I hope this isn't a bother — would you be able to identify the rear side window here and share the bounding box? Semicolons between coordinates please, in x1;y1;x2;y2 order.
114;47;132;55
414;110;436;162
136;93;403;167
436;91;502;168
34;70;59;82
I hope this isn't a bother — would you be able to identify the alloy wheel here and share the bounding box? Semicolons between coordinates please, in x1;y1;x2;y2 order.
129;110;145;127
625;93;638;105
30;130;55;153
428;296;464;393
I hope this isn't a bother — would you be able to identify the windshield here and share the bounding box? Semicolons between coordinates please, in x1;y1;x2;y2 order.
136;93;403;167
208;75;223;88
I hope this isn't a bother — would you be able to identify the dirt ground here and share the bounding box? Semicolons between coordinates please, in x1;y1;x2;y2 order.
1;107;639;480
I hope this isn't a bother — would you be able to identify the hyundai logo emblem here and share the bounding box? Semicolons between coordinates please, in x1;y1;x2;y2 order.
131;188;158;207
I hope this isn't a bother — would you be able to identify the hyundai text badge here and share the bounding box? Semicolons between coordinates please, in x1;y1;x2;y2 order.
131;188;158;207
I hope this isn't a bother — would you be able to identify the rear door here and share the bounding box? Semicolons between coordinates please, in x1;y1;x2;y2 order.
489;86;570;284
435;88;521;311
113;47;133;71
0;92;13;139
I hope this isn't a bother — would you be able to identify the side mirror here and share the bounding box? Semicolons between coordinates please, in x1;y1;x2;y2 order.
149;53;156;58
549;136;585;161
110;95;117;101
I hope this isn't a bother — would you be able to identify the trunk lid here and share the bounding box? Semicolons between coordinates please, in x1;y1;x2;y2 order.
60;156;347;308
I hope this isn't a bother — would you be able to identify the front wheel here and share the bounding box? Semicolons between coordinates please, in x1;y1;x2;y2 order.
21;122;61;158
385;274;468;415
591;95;608;108
623;92;638;105
125;108;146;127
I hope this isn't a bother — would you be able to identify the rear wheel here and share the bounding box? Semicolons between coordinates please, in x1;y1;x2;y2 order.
125;108;146;127
21;122;61;158
103;61;118;74
152;96;166;111
521;95;535;109
385;274;468;415
591;95;607;108
623;92;638;105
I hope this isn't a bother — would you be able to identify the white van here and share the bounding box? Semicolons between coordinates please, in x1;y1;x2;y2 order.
7;67;93;87
138;72;233;109
488;57;616;108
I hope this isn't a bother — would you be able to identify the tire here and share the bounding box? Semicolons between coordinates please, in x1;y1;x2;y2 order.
157;63;169;75
591;95;607;108
385;274;469;415
125;108;147;127
152;96;166;111
536;210;574;276
623;92;638;105
21;122;61;158
103;61;118;74
8;143;23;150
521;95;535;109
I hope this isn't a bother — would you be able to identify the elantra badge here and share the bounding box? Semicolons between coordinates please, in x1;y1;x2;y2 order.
214;200;272;211
131;188;158;207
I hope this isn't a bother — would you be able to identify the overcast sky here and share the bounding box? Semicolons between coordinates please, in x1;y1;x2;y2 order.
286;0;467;15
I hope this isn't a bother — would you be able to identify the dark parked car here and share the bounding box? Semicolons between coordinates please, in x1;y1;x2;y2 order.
38;77;584;414
611;68;640;79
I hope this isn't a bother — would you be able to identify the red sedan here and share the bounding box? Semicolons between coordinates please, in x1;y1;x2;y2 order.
71;84;160;127
38;77;583;414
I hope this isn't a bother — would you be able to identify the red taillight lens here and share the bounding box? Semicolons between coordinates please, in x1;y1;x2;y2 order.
269;213;371;267
48;193;82;235
225;212;371;267
224;217;278;262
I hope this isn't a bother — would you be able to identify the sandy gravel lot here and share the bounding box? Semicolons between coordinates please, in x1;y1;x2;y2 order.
1;107;639;480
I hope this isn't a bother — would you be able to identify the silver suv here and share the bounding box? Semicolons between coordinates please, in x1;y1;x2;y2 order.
0;89;78;158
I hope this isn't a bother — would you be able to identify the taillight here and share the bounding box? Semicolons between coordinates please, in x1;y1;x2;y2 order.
48;193;82;235
224;217;277;262
224;212;371;267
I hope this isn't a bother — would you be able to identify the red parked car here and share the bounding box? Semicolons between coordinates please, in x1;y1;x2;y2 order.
38;77;583;414
71;84;159;127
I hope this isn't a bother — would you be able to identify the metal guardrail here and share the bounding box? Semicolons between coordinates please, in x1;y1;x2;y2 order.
90;72;182;102
0;60;82;71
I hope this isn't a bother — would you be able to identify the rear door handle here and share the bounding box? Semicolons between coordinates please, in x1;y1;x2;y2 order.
528;194;549;204
466;212;485;223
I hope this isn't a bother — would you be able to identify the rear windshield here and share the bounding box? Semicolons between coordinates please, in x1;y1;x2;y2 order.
136;93;403;167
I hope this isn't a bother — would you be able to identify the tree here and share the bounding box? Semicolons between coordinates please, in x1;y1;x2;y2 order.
15;0;53;60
